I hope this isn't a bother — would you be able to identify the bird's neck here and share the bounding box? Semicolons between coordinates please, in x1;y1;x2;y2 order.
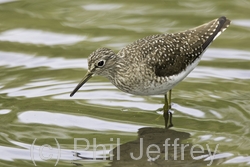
106;57;129;84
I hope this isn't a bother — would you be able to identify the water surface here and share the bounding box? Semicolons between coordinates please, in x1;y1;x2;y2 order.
0;0;250;167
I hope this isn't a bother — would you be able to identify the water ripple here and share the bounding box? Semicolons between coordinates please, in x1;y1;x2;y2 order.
0;0;16;4
82;4;123;11
1;50;250;80
0;51;87;69
0;109;11;114
0;29;86;45
234;19;250;28
224;156;250;165
190;67;250;79
204;48;250;61
18;111;143;132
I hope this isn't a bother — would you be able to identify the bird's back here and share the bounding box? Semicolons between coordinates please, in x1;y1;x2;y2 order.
114;16;230;95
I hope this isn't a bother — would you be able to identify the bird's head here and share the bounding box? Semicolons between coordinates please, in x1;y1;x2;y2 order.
87;48;117;76
70;48;117;97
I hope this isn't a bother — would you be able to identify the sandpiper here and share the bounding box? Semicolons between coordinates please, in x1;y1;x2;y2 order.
70;16;230;128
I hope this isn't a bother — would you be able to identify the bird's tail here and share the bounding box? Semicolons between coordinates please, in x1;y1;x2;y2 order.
194;16;231;50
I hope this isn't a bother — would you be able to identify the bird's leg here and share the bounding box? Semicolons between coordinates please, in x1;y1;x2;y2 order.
169;111;173;128
168;89;172;109
163;94;169;128
168;89;173;127
163;90;173;128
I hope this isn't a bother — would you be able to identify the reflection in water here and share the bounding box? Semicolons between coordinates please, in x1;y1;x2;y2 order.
0;127;245;165
76;128;231;167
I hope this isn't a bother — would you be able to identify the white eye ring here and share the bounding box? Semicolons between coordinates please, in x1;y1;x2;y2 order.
97;60;105;67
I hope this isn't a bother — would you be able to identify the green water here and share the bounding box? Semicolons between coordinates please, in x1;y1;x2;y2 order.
0;0;250;167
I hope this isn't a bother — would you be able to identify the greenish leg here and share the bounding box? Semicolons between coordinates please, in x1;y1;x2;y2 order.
168;89;173;127
163;89;173;128
168;89;172;109
163;94;169;128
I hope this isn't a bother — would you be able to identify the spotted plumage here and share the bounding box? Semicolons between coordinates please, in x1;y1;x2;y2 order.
70;16;230;128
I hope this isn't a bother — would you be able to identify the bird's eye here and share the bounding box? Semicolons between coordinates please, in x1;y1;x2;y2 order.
97;60;105;67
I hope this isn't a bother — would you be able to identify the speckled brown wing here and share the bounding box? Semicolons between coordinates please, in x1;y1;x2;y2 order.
138;16;231;77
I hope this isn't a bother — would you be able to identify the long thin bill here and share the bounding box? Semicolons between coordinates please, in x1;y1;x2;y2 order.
70;72;93;97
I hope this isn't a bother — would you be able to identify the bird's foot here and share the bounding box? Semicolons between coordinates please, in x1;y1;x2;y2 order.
163;109;174;129
168;111;173;128
169;103;172;110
